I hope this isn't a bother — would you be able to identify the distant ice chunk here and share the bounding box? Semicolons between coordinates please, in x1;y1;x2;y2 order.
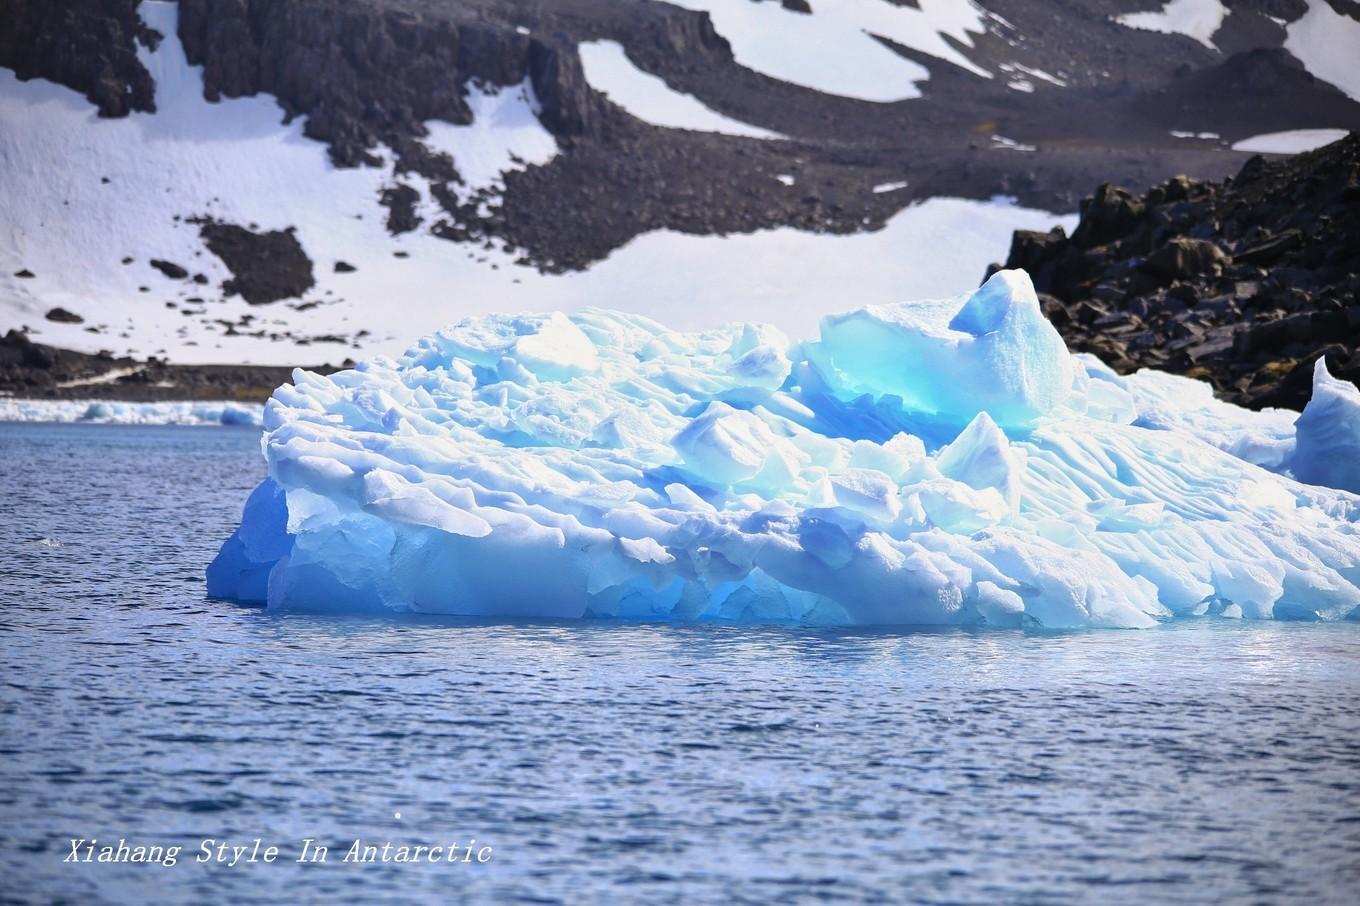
0;397;262;426
1284;1;1360;103
210;270;1360;627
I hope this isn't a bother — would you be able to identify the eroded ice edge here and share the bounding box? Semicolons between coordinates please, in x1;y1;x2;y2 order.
209;271;1360;627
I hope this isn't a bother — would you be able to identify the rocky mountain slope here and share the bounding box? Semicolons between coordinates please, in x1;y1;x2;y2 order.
1004;131;1360;410
2;0;1359;368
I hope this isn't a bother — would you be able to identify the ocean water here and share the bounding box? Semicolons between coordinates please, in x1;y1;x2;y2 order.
2;421;1359;905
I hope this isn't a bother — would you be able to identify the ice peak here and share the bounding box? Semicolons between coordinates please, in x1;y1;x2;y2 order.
808;267;1073;429
1291;357;1360;492
949;268;1040;337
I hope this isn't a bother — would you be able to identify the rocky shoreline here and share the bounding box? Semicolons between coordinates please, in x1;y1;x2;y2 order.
0;329;320;402
1000;132;1360;410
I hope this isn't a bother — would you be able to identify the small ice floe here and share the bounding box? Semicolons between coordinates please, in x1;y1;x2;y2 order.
0;398;263;426
660;0;990;102
872;181;909;194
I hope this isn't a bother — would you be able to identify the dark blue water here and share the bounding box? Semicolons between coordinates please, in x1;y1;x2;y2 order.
2;422;1359;905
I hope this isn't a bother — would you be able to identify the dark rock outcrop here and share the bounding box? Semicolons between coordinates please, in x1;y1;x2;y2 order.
150;258;189;279
45;307;85;324
1004;132;1360;410
197;221;316;305
380;184;422;235
0;0;158;117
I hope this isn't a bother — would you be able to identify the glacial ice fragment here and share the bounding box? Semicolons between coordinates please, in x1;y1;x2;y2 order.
805;269;1073;429
209;270;1360;627
1292;359;1360;493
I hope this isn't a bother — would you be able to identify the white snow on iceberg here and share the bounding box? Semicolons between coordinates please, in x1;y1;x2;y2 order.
208;270;1360;627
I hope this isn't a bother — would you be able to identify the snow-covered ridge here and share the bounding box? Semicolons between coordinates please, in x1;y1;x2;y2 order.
208;270;1360;627
658;0;990;102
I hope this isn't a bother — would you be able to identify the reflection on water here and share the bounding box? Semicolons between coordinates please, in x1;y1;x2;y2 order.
2;423;1359;904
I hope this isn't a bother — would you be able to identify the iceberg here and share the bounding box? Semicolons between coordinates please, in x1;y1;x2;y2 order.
208;270;1360;627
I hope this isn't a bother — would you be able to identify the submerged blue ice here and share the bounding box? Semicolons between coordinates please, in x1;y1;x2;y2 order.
209;270;1360;626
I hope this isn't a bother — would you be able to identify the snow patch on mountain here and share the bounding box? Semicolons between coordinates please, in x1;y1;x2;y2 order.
0;1;563;363
1116;0;1228;50
1231;128;1350;154
659;0;989;103
579;40;783;139
420;80;559;201
1285;0;1360;103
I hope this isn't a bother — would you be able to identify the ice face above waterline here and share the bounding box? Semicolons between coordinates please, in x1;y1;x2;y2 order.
208;271;1360;627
